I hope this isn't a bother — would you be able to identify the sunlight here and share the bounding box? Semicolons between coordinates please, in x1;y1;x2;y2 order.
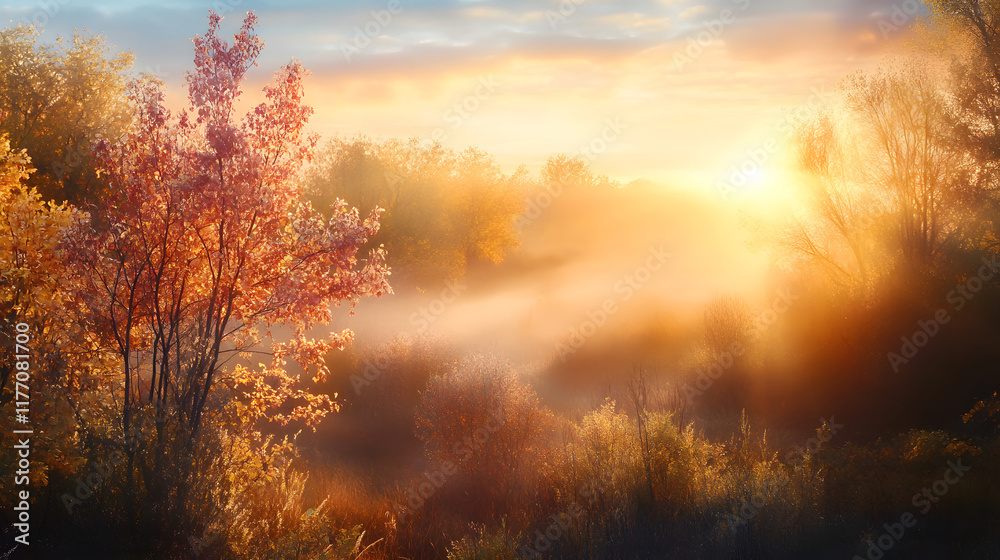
745;168;767;189
732;165;783;202
7;2;1000;558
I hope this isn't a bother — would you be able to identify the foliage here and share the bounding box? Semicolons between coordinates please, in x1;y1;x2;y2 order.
926;0;1000;187
414;353;554;519
68;11;389;436
216;430;335;560
0;25;133;205
779;66;983;292
445;522;521;560
541;154;619;190
0;131;77;377
704;295;754;355
301;143;625;290
303;137;528;288
964;391;1000;434
0;132;94;506
48;11;389;552
416;354;552;471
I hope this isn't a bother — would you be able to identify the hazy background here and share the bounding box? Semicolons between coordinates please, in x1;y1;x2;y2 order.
4;0;906;186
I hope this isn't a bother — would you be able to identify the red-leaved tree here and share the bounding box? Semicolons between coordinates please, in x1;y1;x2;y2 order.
63;13;389;545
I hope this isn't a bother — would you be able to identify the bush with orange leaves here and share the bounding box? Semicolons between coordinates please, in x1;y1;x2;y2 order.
414;353;554;522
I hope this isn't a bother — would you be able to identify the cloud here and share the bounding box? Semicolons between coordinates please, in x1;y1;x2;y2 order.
0;0;917;186
592;12;672;32
459;6;513;20
679;5;709;18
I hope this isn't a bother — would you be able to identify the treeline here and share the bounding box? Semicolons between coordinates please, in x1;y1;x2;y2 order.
0;23;618;290
301;139;619;287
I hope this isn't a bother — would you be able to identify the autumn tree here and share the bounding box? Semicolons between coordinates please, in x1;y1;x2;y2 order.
0;26;133;205
923;0;1000;258
698;295;754;412
704;295;754;357
848;69;979;265
925;1;1000;184
451;147;527;265
302;136;527;287
540;153;619;190
63;11;389;547
785;109;880;287
780;67;981;290
0;132;95;519
0;132;69;402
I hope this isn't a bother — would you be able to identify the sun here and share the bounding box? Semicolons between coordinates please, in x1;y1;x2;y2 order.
745;168;767;189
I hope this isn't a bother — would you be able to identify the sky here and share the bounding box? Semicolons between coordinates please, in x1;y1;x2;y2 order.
3;0;922;191
0;0;931;374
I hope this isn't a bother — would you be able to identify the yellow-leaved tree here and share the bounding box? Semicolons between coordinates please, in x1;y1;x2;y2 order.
0;130;95;523
0;26;133;205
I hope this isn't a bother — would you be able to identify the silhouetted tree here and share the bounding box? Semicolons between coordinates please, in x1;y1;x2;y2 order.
780;66;982;291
